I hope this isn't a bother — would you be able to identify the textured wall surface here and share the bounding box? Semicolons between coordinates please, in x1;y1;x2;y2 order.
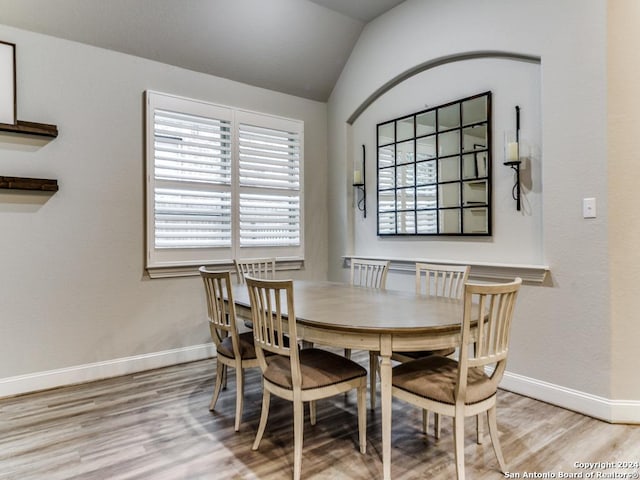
328;0;612;400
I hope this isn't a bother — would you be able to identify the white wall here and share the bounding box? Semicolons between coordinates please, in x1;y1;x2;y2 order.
4;0;637;421
351;58;542;265
328;0;628;419
0;25;328;389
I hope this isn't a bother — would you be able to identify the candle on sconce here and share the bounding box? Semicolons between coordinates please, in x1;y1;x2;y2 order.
353;169;363;184
507;142;519;162
504;130;519;163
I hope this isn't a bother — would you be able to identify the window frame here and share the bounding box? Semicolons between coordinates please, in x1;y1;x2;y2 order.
145;91;304;277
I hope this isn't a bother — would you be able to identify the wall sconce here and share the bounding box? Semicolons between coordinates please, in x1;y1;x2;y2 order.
353;144;366;217
504;105;522;211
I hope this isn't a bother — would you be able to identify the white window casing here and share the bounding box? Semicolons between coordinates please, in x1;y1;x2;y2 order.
145;91;304;274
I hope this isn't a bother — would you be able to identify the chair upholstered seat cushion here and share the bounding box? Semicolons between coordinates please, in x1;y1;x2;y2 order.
217;331;258;360
392;355;496;405
264;348;367;390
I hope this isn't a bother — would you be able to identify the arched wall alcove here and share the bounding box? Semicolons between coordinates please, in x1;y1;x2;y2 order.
345;50;543;290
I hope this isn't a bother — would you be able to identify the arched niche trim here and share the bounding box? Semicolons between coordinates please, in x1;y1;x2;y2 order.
347;50;540;125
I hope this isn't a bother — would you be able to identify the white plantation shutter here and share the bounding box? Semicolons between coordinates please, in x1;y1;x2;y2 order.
239;193;300;246
154;188;231;248
154;109;231;185
238;120;301;248
153;109;232;250
238;124;300;189
146;91;304;272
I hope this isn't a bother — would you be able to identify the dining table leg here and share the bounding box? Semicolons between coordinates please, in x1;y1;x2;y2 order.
379;334;393;480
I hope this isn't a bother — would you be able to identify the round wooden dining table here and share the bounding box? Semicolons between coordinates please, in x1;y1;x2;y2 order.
233;280;469;480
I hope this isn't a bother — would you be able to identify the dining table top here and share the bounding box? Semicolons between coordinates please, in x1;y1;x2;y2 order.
231;279;467;335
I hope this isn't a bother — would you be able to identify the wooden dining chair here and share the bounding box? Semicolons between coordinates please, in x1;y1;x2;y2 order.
391;278;522;480
246;276;367;480
234;257;276;284
415;262;470;298
350;258;389;289
369;262;470;413
391;263;471;433
345;258;390;409
394;263;470;365
199;267;261;432
234;257;277;329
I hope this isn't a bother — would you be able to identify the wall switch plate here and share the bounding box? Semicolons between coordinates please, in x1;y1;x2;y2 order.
583;197;596;218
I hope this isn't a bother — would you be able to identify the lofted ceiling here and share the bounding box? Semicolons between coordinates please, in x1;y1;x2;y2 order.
0;0;405;102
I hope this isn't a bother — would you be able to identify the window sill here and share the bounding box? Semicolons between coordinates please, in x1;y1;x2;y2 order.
146;258;305;279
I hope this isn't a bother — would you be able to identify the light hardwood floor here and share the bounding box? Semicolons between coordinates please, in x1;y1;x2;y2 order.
1;351;639;480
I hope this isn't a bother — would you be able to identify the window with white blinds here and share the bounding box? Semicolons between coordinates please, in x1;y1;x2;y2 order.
145;91;304;271
153;108;232;250
238;120;301;247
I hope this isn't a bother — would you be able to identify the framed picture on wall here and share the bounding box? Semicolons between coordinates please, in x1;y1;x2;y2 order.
0;40;16;125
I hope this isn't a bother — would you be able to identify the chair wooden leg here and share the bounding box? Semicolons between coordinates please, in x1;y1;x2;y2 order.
310;400;317;425
357;385;367;454
434;413;441;438
209;361;224;411
252;389;271;450
222;364;228;390
453;413;466;480
293;399;304;480
477;413;484;444
487;406;507;473
234;365;244;432
369;352;378;410
422;409;429;433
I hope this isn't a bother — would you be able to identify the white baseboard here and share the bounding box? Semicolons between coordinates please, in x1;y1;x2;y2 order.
3;349;640;424
499;370;640;424
0;343;216;399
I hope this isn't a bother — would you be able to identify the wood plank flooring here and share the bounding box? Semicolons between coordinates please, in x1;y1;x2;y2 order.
1;351;639;479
